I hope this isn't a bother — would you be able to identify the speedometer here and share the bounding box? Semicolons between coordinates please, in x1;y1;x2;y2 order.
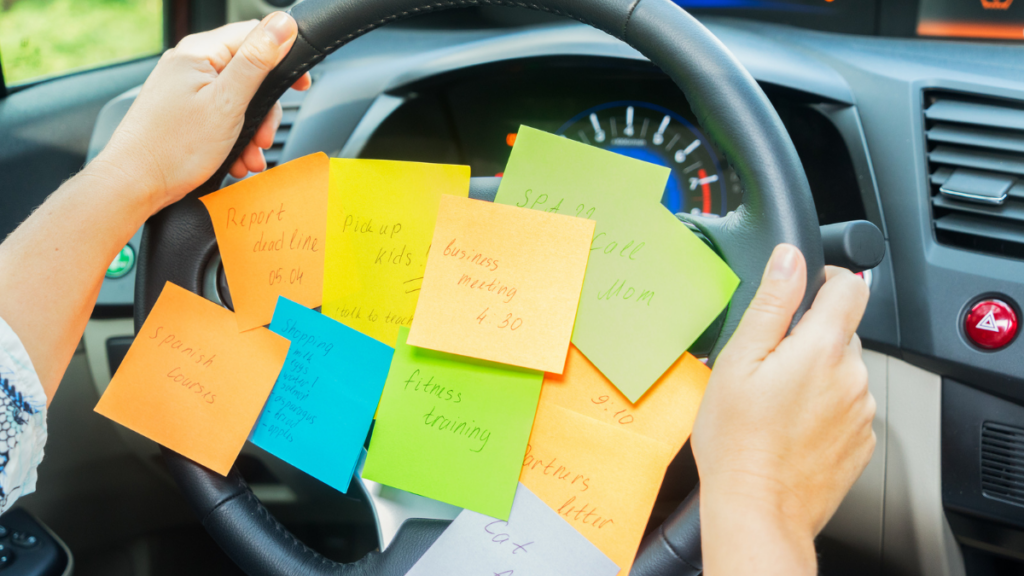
556;101;738;217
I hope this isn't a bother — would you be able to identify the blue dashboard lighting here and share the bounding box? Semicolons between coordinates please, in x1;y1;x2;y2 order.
603;146;686;213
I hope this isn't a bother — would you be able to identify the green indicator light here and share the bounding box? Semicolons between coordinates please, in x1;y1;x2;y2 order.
106;245;136;279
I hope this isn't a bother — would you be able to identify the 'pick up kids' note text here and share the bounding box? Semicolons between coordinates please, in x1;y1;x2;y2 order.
250;297;393;493
496;127;738;401
323;159;470;347
520;402;676;575
406;483;619;576
201;153;329;331
94;282;290;476
362;327;542;520
407;195;594;374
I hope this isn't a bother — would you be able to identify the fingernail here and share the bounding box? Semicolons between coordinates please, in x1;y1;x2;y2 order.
768;244;798;280
264;12;294;46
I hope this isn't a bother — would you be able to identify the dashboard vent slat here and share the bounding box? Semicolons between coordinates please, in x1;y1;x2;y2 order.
928;146;1024;177
925;91;1024;259
982;422;1024;508
925;99;1024;131
928;123;1024;154
932;195;1024;223
264;87;307;169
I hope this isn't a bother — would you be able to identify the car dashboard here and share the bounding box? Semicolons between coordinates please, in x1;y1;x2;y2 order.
78;6;1024;576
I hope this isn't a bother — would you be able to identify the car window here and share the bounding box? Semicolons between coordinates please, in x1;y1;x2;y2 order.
0;0;163;87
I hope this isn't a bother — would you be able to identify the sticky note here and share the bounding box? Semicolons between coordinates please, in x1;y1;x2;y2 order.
95;282;289;475
495;126;739;400
362;327;543;520
520;402;676;575
541;345;709;454
323;159;470;347
407;195;594;373
406;483;619;576
200;153;329;331
249;297;393;493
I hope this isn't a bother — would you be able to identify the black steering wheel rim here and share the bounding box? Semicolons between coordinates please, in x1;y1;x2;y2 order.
135;1;824;574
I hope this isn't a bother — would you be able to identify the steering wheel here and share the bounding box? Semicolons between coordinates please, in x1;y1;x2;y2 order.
134;0;824;574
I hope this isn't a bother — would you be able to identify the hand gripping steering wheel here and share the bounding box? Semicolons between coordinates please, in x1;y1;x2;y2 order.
134;0;824;574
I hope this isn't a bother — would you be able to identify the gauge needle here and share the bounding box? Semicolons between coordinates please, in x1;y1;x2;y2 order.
589;113;606;143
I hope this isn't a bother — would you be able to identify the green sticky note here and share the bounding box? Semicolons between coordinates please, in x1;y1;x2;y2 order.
495;126;739;402
362;326;543;520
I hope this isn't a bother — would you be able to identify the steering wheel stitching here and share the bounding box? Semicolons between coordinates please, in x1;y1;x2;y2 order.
135;1;824;574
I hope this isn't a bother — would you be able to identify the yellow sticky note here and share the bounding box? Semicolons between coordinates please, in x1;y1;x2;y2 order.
322;159;470;346
407;196;594;373
200;153;329;331
520;402;676;575
541;345;709;454
94;283;290;475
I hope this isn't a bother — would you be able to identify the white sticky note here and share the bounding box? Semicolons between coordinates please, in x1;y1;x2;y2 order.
406;483;619;576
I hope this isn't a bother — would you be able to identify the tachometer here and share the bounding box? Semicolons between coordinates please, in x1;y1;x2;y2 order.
556;101;736;216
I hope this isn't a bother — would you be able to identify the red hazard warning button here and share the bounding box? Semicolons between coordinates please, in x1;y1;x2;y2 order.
965;299;1018;350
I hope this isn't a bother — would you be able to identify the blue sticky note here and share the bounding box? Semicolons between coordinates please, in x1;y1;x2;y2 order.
250;297;394;493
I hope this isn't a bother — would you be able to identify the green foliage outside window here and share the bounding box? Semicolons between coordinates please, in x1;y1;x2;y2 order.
0;0;162;86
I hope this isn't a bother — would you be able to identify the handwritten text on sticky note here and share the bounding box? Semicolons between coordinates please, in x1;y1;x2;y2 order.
407;195;594;373
541;345;709;454
94;282;289;475
201;153;329;331
249;297;393;493
362;327;542;520
496;127;738;400
406;483;619;576
520;402;675;575
323;159;470;346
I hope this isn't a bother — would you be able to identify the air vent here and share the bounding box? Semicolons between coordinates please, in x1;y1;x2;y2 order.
981;422;1024;508
924;91;1024;259
265;87;306;168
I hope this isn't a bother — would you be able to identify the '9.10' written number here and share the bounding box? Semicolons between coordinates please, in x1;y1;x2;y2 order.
591;395;635;424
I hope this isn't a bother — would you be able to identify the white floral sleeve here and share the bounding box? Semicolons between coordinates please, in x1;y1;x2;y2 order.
0;316;47;513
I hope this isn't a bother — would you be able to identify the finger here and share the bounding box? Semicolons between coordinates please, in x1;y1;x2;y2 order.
720;244;807;364
793;266;869;348
254;101;283;150
241;142;267;174
230;158;248;179
291;72;313;91
199;20;260;56
847;333;863;357
219;12;298;104
825;264;859;282
174;20;259;72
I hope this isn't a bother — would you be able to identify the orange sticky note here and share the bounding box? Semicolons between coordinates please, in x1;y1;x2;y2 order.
200;153;329;331
407;195;594;373
520;402;675;575
541;345;710;454
94;282;290;475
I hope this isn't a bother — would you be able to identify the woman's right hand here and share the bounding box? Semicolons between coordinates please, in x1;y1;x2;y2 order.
691;244;875;575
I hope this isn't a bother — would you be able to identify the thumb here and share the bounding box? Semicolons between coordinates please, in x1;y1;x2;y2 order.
219;12;297;103
722;244;807;364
